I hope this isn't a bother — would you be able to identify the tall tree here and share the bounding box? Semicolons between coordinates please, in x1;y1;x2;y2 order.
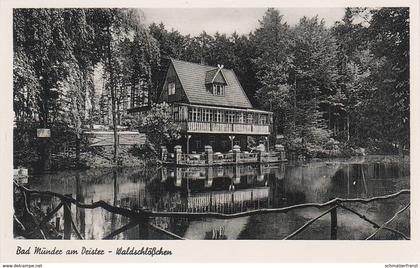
13;9;75;169
368;8;409;152
332;8;367;142
291;16;339;146
87;8;159;163
252;8;294;140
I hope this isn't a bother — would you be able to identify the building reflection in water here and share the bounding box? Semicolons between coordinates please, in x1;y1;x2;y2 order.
30;157;410;240
115;164;287;239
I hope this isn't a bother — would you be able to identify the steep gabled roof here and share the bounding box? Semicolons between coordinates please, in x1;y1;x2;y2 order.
171;59;253;109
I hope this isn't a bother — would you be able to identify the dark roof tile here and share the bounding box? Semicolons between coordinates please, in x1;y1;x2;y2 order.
171;59;253;109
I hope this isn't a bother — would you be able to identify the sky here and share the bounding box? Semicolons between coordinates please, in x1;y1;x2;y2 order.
142;8;345;36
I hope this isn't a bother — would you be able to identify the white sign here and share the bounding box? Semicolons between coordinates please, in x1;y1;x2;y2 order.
37;128;51;138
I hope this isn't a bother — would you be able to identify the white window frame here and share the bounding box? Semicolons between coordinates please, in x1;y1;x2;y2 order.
247;114;253;124
212;84;225;96
227;112;235;123
168;82;176;95
238;112;244;124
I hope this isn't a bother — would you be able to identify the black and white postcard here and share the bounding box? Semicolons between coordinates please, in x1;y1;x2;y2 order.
1;0;419;265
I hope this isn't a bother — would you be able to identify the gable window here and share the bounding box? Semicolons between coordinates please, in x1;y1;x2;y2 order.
168;82;176;95
212;84;225;96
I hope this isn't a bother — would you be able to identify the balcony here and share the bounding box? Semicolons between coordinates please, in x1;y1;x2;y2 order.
172;103;272;135
183;121;270;135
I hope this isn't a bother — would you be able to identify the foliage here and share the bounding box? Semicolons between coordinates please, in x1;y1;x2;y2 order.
13;8;160;168
13;7;410;170
138;102;181;152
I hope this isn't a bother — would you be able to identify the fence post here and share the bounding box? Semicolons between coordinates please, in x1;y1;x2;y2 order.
256;144;265;163
233;145;241;164
330;199;338;240
55;217;60;232
174;145;182;165
138;212;150;239
275;144;286;161
206;167;213;187
63;194;72;240
205;145;213;165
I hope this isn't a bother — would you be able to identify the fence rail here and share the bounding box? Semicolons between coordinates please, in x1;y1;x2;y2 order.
13;180;410;240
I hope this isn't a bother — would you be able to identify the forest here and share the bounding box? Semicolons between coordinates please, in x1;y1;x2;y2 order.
13;8;409;169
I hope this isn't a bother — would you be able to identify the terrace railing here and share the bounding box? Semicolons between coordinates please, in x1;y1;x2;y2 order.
164;146;286;166
13;180;410;240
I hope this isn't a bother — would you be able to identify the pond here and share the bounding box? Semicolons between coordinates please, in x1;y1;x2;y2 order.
27;155;410;240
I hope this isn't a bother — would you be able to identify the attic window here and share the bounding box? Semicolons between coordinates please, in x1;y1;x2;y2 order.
168;82;176;95
212;84;225;96
205;64;227;96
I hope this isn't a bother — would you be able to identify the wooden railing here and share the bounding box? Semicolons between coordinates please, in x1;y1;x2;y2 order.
239;152;258;163
166;151;284;166
13;181;410;240
184;121;269;135
177;153;206;165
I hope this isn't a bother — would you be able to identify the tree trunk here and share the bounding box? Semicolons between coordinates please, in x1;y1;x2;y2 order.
40;92;51;171
75;135;80;165
328;107;331;130
106;26;119;165
40;138;51;171
346;114;350;142
293;75;297;132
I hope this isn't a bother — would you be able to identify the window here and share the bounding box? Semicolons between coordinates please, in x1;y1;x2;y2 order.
247;113;253;124
212;84;225;96
227;112;235;123
237;112;244;124
215;111;223;122
168;82;176;95
197;108;202;122
192;108;198;121
173;110;179;121
259;114;267;125
204;109;211;122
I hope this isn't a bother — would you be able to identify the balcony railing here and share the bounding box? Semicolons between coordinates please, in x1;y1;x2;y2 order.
183;121;269;135
172;103;272;135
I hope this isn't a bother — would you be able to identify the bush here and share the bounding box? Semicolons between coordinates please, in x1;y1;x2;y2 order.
138;102;181;152
13;120;89;170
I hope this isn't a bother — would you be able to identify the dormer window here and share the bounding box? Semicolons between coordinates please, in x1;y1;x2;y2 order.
168;82;176;95
212;84;225;96
205;64;227;96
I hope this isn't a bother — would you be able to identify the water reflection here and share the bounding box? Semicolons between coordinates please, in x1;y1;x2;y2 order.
29;156;410;240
